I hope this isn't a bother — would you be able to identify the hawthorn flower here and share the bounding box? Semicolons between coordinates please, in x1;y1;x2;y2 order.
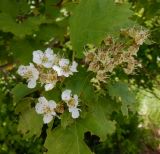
33;48;56;68
39;70;58;91
17;63;39;88
61;90;80;119
18;47;78;92
35;97;57;124
53;59;78;77
70;61;78;73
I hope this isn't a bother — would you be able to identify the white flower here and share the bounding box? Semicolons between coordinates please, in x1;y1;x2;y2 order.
44;83;55;91
59;58;70;66
35;97;57;124
70;61;78;73
61;90;80;119
53;59;78;77
17;63;39;88
69;107;80;119
33;48;56;68
61;89;72;101
39;70;58;91
53;58;71;77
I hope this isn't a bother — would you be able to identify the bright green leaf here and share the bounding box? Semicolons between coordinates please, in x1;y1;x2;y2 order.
108;82;135;104
16;98;43;138
0;13;47;37
10;39;35;64
45;94;116;154
45;124;92;154
0;0;30;17
108;81;136;115
65;67;96;106
70;0;134;57
12;83;37;103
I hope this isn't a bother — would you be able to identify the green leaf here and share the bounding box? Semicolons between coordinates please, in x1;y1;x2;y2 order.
16;98;43;138
37;20;67;42
12;83;37;103
10;38;35;64
45;95;115;153
0;13;47;37
0;0;30;17
108;81;136;115
84;96;116;140
108;82;135;104
61;111;74;129
45;124;92;154
44;0;61;19
121;103;128;116
65;67;96;106
42;87;61;102
70;0;134;57
46;116;115;154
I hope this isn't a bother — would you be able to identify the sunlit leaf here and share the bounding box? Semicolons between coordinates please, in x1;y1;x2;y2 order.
70;0;134;57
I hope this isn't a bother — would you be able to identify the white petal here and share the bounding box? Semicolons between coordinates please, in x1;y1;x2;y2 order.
73;95;79;106
42;48;56;68
43;114;53;124
27;79;36;88
29;63;34;67
45;48;54;56
45;83;55;91
38;97;48;105
61;89;72;101
33;50;43;65
43;62;53;68
35;96;49;114
17;65;27;76
53;65;63;76
48;100;57;116
32;69;39;80
29;64;39;80
62;71;72;77
59;58;69;67
69;108;80;119
48;100;57;109
35;102;44;114
70;61;78;72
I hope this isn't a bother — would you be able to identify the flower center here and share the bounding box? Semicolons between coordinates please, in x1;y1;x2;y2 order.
40;71;57;83
43;106;53;114
23;71;33;79
42;56;49;63
68;98;76;107
62;66;70;72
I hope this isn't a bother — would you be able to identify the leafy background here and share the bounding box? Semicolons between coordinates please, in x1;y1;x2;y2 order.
0;0;160;154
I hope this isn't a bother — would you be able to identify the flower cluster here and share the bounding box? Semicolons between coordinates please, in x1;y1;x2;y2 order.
61;90;80;119
84;27;148;88
18;48;78;91
35;90;80;123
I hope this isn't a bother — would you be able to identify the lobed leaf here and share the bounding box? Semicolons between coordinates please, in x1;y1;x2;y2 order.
16;98;43;138
70;0;134;57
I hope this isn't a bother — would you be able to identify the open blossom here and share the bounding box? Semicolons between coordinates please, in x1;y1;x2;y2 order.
18;47;78;91
39;70;58;91
33;48;57;68
17;63;39;88
53;59;78;77
61;90;80;119
35;97;57;124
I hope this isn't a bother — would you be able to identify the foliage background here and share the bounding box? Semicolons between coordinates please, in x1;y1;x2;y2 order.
0;0;160;154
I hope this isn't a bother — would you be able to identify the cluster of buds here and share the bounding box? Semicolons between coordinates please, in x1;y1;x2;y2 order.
84;27;148;87
35;89;80;124
18;48;78;91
